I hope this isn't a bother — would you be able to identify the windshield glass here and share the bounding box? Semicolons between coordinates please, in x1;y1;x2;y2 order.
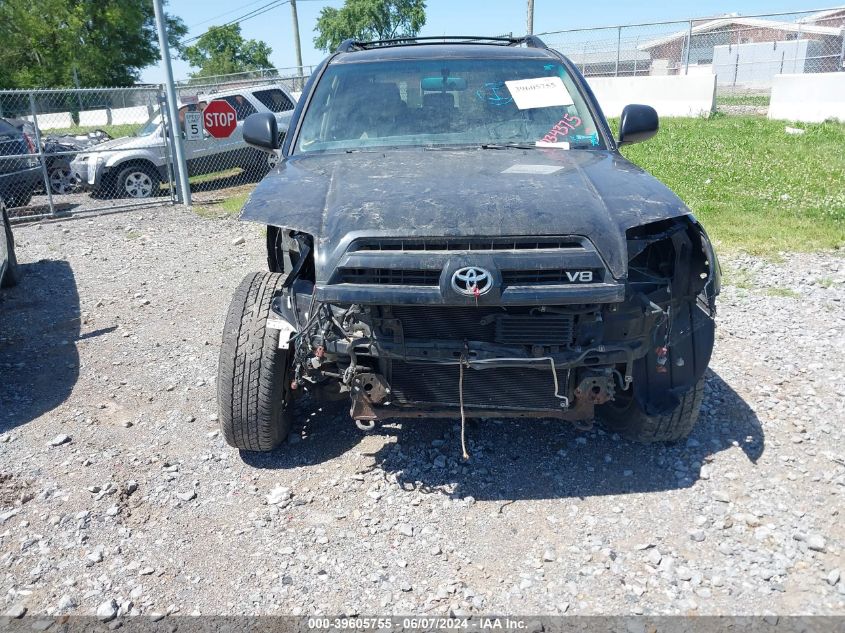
295;56;604;154
136;111;162;137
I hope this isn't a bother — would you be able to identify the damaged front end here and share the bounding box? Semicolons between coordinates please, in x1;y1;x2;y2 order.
263;215;719;431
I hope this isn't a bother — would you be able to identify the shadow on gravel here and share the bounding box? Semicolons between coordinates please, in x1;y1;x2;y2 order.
241;369;764;503
239;400;364;469
363;368;765;501
0;260;81;432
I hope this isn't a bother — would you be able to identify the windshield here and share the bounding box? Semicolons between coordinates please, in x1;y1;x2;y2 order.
136;111;162;137
295;56;604;154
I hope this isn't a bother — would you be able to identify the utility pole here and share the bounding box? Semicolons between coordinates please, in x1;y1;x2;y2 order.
290;0;304;89
153;0;191;207
527;0;535;35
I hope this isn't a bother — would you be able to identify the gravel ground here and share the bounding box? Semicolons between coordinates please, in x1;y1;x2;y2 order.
0;207;843;618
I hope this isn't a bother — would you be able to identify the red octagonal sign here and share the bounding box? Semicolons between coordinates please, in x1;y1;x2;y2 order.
203;100;237;138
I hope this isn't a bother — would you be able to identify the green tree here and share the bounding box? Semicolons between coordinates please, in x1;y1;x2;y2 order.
313;0;426;53
184;24;273;79
0;0;187;88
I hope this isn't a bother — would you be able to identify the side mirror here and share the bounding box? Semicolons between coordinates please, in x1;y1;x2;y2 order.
618;104;659;146
243;112;279;151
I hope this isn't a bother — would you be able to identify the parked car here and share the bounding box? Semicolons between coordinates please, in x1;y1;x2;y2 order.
0;117;41;208
1;201;19;288
70;84;297;199
43;129;112;195
217;36;721;452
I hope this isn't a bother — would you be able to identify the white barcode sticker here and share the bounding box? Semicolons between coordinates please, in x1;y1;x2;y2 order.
505;77;574;110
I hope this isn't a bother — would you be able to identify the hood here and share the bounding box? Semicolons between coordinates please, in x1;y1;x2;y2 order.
81;134;161;154
240;148;691;280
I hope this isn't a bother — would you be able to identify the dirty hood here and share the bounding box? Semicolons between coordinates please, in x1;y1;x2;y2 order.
240;148;691;280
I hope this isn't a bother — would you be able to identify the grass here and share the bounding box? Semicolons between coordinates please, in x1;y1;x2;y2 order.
193;190;251;219
619;116;845;255
43;123;143;138
766;287;801;298
716;95;771;107
189;167;242;185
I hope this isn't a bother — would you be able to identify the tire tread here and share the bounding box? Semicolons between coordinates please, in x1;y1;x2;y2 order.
603;377;705;443
217;272;291;451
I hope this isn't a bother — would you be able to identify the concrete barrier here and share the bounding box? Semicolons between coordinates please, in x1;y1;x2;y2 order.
24;112;74;130
768;73;845;123
78;108;110;127
587;75;716;118
111;105;153;125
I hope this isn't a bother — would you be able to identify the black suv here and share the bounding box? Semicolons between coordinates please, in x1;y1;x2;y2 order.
0;117;41;209
217;36;720;453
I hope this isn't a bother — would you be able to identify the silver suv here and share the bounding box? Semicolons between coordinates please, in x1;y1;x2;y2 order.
70;84;296;199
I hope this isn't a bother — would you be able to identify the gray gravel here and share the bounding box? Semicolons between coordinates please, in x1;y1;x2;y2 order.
0;207;843;617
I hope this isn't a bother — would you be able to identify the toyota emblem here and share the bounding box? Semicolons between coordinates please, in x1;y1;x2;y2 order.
451;266;493;297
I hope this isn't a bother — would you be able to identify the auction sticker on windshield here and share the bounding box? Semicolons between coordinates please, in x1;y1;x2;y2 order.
504;77;574;110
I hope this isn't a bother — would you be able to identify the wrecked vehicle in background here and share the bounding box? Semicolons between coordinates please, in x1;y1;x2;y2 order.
5;119;110;195
217;36;720;453
41;129;111;195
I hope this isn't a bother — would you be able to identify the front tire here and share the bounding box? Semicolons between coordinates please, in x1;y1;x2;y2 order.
599;376;705;443
116;163;160;199
48;160;80;195
217;272;293;451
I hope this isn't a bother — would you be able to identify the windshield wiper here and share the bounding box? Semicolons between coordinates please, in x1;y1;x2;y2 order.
480;143;537;150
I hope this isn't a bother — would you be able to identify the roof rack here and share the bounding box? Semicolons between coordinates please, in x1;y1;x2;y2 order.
335;35;548;53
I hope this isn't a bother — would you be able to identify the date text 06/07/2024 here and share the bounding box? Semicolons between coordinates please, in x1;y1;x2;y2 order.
307;617;532;630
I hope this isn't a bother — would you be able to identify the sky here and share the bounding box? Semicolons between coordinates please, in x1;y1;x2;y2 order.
141;0;838;83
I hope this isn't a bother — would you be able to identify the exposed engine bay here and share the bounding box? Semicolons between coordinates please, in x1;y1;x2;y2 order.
263;215;719;434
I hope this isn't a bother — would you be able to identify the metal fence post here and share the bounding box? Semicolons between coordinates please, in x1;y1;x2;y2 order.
28;92;55;216
615;26;622;77
840;27;845;71
159;89;177;205
153;0;191;207
684;20;693;75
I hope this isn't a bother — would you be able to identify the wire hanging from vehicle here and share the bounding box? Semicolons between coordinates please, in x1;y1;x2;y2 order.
459;359;469;461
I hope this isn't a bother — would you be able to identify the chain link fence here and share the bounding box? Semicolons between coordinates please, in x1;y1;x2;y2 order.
541;7;845;111
0;68;311;222
175;65;314;100
0;86;180;222
170;68;311;209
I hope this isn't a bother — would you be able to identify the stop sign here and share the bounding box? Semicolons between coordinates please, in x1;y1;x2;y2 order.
203;100;237;138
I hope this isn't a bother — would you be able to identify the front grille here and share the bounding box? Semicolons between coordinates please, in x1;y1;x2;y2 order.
502;268;604;285
495;314;574;345
384;306;574;346
350;237;584;252
390;361;567;411
338;268;440;286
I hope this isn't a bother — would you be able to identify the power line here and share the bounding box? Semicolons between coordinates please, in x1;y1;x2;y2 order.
182;0;290;44
181;0;329;45
187;0;272;30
